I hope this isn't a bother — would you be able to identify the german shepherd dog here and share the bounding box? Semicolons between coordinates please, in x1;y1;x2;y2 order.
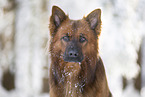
49;6;112;97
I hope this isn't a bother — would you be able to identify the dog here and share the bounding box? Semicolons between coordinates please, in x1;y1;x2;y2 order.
49;6;112;97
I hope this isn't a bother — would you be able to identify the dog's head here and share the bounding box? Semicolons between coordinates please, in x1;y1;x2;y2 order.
49;6;101;63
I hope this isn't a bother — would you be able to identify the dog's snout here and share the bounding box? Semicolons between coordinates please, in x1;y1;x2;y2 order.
63;42;83;62
68;50;79;58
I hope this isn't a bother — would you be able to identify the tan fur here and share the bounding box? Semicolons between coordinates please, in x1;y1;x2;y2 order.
49;6;112;97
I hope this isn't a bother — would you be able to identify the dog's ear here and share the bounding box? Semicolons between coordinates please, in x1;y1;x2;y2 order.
49;6;67;36
52;6;67;27
86;9;101;35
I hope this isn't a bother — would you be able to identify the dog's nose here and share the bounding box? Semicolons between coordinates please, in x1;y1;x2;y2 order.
63;40;84;62
68;50;79;58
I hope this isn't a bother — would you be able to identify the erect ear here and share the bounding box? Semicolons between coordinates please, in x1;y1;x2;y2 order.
86;9;101;30
49;6;67;36
52;6;67;27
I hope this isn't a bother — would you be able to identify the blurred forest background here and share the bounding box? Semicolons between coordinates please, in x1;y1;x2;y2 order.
0;0;145;97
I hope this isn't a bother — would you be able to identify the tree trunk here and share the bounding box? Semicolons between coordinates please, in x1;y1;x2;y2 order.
141;37;145;88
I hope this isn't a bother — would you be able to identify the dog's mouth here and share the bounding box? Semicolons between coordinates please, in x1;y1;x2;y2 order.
60;52;83;63
63;55;84;63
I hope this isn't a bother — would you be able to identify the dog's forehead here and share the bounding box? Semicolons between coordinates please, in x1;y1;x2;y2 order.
71;20;81;30
59;19;91;35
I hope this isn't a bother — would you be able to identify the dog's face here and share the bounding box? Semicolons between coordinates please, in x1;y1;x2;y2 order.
49;6;101;63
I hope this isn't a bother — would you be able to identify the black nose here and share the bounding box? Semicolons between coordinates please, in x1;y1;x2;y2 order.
63;40;84;62
63;47;84;62
68;50;79;58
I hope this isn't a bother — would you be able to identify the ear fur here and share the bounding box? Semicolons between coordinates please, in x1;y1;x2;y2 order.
86;9;101;35
49;6;67;36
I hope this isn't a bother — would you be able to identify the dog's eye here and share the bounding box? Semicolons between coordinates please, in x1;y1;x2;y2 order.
62;36;70;42
80;36;87;43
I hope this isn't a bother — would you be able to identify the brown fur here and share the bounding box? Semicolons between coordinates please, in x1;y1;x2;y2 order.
49;6;112;97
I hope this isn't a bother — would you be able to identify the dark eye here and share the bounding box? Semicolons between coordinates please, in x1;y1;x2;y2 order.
80;36;87;43
62;36;70;42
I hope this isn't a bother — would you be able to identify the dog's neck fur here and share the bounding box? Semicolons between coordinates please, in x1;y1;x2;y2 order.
63;62;84;97
50;56;106;97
